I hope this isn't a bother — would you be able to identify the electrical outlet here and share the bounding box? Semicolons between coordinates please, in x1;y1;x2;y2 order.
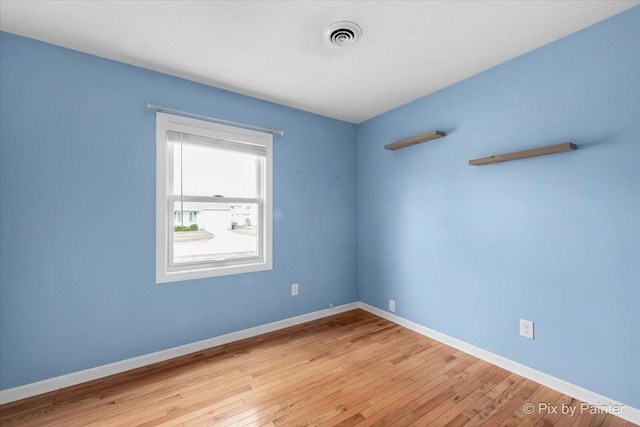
291;283;298;296
520;319;534;339
389;299;396;313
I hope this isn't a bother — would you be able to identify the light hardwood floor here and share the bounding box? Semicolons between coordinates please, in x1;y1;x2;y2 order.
0;309;635;426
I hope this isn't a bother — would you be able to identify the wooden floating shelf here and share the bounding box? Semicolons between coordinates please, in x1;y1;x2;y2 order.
469;142;577;166
385;130;445;150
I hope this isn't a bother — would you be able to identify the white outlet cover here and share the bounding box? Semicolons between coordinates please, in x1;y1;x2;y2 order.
291;283;298;296
520;319;534;339
389;299;396;313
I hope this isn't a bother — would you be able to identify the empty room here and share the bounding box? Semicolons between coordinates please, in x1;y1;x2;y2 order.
0;1;639;426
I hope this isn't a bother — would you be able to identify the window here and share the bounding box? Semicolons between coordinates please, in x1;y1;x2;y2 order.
156;112;272;283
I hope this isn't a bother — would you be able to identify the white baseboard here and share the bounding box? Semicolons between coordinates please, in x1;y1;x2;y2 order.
0;302;359;405
356;302;640;425
2;301;638;425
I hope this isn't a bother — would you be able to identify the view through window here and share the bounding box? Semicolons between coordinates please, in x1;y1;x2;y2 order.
172;143;260;263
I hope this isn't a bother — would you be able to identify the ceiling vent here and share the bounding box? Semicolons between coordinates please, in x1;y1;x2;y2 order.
327;21;362;47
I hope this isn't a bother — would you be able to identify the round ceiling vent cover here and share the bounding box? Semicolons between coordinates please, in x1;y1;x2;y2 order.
327;21;362;47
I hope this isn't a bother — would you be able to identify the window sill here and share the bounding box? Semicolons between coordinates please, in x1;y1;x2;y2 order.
156;260;272;284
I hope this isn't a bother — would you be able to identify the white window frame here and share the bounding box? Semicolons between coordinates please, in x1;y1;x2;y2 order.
156;112;273;283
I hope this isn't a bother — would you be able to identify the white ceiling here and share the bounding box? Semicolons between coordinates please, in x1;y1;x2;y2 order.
1;1;638;123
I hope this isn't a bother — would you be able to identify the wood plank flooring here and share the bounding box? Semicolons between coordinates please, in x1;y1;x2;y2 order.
0;309;635;426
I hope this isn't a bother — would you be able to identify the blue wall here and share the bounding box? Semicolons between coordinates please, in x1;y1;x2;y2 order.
0;32;358;390
358;7;639;408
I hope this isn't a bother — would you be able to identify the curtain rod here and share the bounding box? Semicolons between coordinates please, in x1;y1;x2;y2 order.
146;102;284;136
